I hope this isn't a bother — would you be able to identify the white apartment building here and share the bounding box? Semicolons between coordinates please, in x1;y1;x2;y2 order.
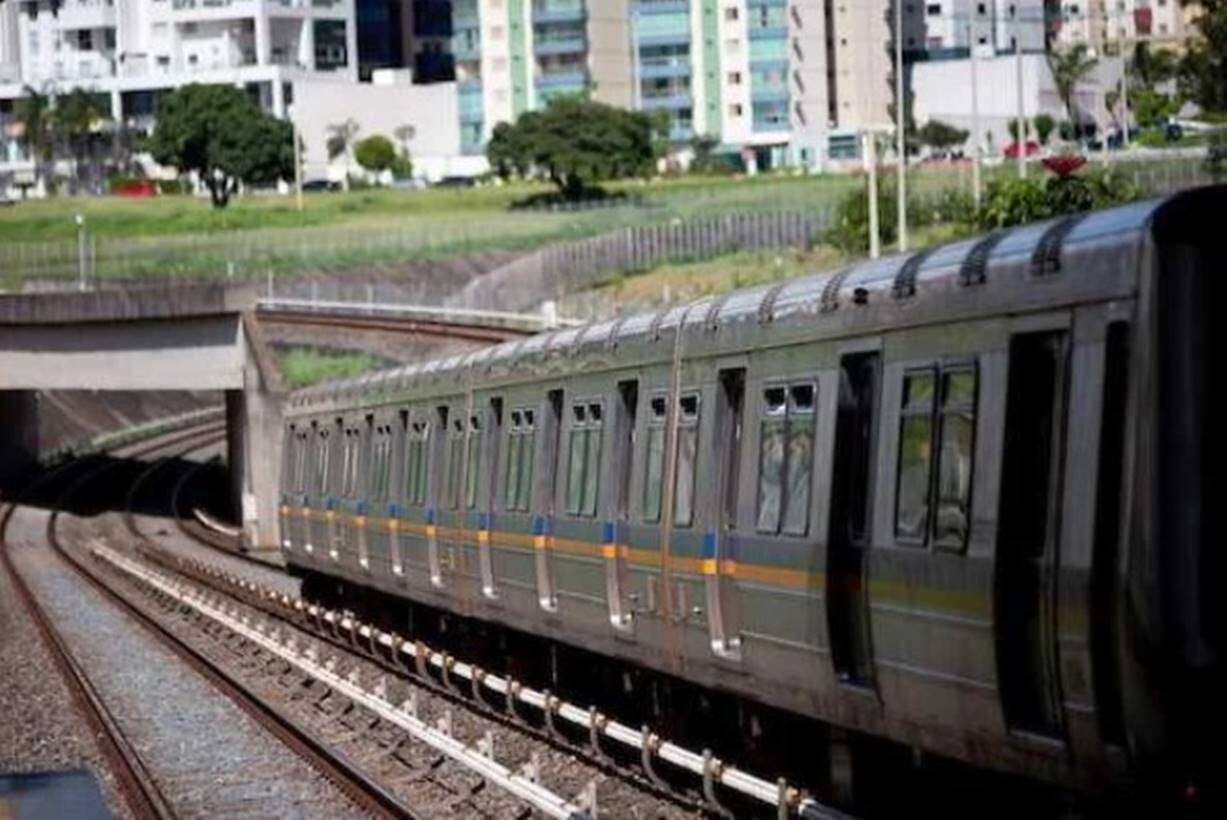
1052;0;1198;50
1;0;357;133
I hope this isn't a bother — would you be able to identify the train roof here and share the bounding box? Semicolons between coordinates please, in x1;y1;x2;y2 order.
286;186;1222;413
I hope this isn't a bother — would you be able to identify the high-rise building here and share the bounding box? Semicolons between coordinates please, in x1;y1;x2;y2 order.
0;0;358;122
357;0;412;80
408;0;830;169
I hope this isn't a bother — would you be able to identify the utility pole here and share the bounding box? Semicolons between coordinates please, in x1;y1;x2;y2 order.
1121;47;1132;149
865;131;880;260
1015;35;1027;180
895;0;908;252
969;27;982;208
291;109;304;212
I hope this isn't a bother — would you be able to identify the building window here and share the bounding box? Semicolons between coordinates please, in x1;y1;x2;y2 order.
729;103;743;116
756;384;817;536
727;70;742;84
927;4;941;15
725;7;739;21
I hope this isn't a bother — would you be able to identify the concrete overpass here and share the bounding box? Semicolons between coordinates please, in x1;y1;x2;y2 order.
0;284;566;549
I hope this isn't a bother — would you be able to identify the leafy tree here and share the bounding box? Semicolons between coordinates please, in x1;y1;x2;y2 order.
1131;41;1178;89
13;87;54;188
1178;1;1227;113
486;97;662;199
1048;44;1099;126
917;120;969;152
1033;113;1056;145
54;88;110;193
354;134;396;174
147;84;294;208
1132;88;1180;127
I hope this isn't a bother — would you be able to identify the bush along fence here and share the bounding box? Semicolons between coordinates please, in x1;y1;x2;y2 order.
448;209;831;314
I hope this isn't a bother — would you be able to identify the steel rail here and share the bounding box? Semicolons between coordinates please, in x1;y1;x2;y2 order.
1;501;177;820
93;544;586;820
159;551;845;819
40;430;422;820
0;425;234;820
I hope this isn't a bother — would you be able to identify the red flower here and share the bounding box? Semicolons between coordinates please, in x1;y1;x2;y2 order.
1042;154;1087;178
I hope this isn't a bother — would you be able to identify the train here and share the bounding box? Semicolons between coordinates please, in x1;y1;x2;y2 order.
277;186;1221;805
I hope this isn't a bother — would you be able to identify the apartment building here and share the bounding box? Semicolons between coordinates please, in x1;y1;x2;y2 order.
0;0;357;123
1051;0;1198;50
402;1;827;169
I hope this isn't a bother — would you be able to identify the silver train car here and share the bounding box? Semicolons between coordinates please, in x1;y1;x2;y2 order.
278;187;1222;800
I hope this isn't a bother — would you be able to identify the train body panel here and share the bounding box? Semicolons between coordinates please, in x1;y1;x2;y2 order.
277;189;1223;794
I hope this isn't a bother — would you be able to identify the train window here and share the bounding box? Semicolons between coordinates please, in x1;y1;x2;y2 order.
756;387;788;533
565;401;604;517
895;369;936;543
756;383;818;535
405;419;430;506
894;364;977;549
934;368;977;548
465;415;482;509
504;407;536;512
643;393;700;527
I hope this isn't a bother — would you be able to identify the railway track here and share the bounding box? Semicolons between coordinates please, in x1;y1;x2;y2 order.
130;437;841;818
2;422;418;819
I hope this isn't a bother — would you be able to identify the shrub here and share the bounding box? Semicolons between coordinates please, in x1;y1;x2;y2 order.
1033;114;1056;145
353;134;397;174
977;167;1139;230
1207;133;1227;178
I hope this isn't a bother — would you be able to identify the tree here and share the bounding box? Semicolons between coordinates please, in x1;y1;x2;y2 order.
1033;113;1056;145
1048;44;1099;127
1131;41;1178;89
54;88;110;193
1178;1;1227;113
13;87;54;189
917;120;969;153
326;118;360;189
147;84;294;208
354;134;396;175
486;97;662;199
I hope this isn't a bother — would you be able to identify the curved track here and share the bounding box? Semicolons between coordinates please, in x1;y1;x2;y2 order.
3;422;418;820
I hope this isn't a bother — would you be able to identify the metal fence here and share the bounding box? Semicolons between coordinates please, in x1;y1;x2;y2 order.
448;209;831;313
1;157;1218;295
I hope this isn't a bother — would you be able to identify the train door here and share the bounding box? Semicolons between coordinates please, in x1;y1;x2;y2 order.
827;352;880;687
605;379;638;632
478;397;503;600
995;330;1068;738
707;367;745;658
535;389;564;612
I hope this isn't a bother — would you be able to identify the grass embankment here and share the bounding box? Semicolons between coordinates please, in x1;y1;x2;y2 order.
278;348;385;389
565;222;969;319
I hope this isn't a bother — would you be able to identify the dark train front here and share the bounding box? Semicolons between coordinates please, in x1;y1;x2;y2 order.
276;186;1224;812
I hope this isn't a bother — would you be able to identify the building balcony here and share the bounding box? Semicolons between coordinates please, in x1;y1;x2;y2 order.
639;55;689;79
52;0;117;30
640;92;691;110
533;1;585;24
536;69;587;88
633;0;688;14
750;86;789;105
748;25;788;41
533;35;586;56
668;122;693;141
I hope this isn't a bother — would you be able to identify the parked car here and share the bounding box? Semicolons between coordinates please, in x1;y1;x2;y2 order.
301;179;340;192
433;175;477;188
1003;140;1041;158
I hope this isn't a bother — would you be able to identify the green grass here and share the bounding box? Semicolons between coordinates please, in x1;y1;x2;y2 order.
1;157;1209;287
279;347;385;389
